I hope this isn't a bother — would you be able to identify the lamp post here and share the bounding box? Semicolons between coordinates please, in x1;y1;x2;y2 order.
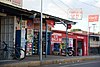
40;0;43;62
60;20;68;56
66;24;68;56
88;26;90;55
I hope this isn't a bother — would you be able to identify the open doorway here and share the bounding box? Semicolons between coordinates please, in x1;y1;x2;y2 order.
77;40;84;56
73;39;76;56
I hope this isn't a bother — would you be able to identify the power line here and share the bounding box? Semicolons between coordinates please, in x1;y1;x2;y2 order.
58;0;72;9
76;0;100;10
51;0;68;14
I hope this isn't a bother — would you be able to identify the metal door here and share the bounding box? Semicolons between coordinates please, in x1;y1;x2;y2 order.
0;16;14;60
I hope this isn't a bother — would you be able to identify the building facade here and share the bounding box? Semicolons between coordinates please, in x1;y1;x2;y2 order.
51;30;88;56
0;2;33;60
89;34;100;55
0;0;23;8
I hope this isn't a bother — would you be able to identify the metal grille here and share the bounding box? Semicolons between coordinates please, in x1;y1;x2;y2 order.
0;16;14;60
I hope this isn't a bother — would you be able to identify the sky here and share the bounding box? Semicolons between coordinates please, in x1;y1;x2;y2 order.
23;0;100;33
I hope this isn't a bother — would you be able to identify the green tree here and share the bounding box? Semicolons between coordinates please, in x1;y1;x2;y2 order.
70;29;82;32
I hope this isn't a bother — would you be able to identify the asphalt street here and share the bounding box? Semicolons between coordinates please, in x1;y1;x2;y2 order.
39;59;100;67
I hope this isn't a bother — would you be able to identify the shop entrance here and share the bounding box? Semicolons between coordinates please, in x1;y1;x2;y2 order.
53;43;60;55
77;39;84;56
0;16;14;60
90;47;100;55
73;39;76;56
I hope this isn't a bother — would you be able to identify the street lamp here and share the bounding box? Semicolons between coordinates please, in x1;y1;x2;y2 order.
40;0;43;62
88;26;91;55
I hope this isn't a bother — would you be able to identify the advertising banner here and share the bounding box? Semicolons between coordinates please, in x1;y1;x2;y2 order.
51;33;62;43
88;15;99;22
27;20;34;29
33;18;40;23
0;0;22;7
68;8;83;20
68;38;73;47
46;20;55;27
84;42;87;55
26;29;33;55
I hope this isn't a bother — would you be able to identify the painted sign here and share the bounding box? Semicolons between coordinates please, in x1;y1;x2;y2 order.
0;0;22;7
88;15;99;22
77;36;84;39
26;29;33;55
27;20;34;29
84;42;87;55
68;38;73;47
33;18;40;23
51;33;62;43
46;20;55;27
68;8;83;20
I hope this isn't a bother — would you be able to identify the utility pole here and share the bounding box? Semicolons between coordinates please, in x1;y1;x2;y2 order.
92;24;96;33
88;26;91;55
65;24;68;57
40;0;43;62
60;20;69;56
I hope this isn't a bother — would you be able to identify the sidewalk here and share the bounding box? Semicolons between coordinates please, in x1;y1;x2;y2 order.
0;55;100;67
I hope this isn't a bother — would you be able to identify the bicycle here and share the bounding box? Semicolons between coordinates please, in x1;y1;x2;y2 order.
0;41;25;60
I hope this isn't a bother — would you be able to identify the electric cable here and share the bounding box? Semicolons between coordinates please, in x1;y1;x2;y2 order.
51;0;68;14
76;0;100;10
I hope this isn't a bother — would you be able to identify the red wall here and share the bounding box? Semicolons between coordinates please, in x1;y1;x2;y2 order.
51;30;88;56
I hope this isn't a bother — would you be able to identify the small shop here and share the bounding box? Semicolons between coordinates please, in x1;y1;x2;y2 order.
32;18;55;55
51;30;88;56
89;34;100;55
0;2;33;60
0;1;77;60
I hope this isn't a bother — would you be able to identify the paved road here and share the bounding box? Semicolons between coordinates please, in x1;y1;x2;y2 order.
39;59;100;67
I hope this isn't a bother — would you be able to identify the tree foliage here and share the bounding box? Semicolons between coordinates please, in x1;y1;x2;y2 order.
70;29;82;32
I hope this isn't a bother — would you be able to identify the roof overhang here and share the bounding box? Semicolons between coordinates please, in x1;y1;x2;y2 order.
0;2;33;18
31;10;77;25
90;35;100;37
0;1;77;25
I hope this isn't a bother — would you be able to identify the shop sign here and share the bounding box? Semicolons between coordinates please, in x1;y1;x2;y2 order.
27;20;34;29
84;42;87;55
26;29;33;55
46;20;54;27
51;33;62;43
12;0;22;6
77;36;84;39
90;45;100;47
68;8;83;20
34;18;40;23
16;18;20;30
0;0;22;7
68;38;73;47
88;15;99;22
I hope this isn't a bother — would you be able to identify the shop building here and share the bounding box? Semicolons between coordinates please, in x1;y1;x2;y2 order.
0;2;33;60
89;34;100;55
0;1;76;60
51;30;88;56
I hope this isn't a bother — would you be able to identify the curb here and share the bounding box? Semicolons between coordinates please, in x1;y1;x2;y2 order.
0;61;40;67
0;57;99;67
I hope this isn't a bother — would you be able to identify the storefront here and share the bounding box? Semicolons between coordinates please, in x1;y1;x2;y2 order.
89;35;100;55
31;18;54;55
0;2;33;60
51;30;88;56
